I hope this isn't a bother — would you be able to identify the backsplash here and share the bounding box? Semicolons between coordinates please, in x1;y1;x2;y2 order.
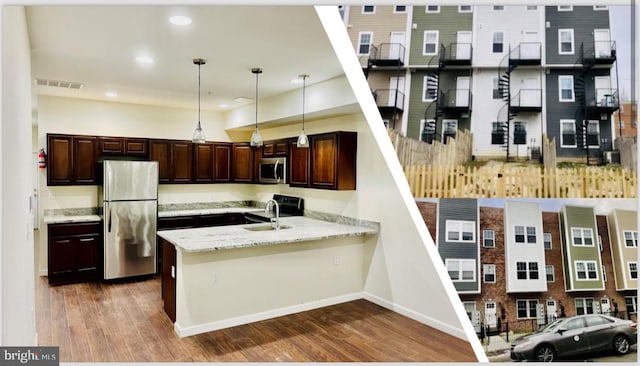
158;201;254;211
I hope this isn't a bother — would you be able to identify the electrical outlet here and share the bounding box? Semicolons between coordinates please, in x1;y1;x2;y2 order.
333;256;340;265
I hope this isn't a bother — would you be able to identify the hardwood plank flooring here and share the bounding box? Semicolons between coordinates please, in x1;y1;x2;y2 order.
35;276;477;362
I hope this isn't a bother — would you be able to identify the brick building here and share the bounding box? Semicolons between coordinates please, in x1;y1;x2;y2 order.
613;101;638;139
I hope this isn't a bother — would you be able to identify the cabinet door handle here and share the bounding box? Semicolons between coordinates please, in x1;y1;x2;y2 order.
79;238;94;242
56;239;71;244
171;265;176;279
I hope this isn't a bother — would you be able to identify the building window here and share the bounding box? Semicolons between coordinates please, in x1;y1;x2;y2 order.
558;29;575;55
529;262;539;280
357;32;373;55
493;5;505;11
624;231;638;247
446;259;476;282
572;227;594;246
394;5;407;13
625;296;638;314
492;78;501;99
445;220;475;242
526;5;538;10
491;122;503;145
362;5;375;14
544;233;552;250
560;119;577;147
463;301;476;320
423;30;439;56
459;5;472;13
593;5;608;10
575;260;598;280
526;226;536;243
420;119;436;144
602;264;607;282
517;299;538;319
515;226;525;243
483;264;496;283
546;265;555;282
492;32;504;53
423;74;438;101
558;5;573;11
483;229;495;247
575;298;595;315
629;262;638;279
425;5;440;13
516;261;527;279
559;75;575;102
442;120;458;142
587;121;600;147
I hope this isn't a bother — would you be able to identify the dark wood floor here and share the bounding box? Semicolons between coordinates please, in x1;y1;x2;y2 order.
35;276;477;362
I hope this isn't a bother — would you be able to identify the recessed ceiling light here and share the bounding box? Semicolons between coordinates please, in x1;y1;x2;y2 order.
169;15;192;26
105;92;118;98
219;104;229;108
135;56;154;65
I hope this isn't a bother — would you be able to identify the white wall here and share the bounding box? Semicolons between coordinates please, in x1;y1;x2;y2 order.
504;201;548;293
1;6;37;345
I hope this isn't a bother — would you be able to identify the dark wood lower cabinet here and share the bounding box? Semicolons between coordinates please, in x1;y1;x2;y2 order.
161;238;176;322
48;222;102;285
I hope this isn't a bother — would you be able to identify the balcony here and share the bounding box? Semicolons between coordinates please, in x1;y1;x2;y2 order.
372;89;405;113
368;43;405;67
438;89;472;114
586;89;619;113
583;41;616;66
510;89;542;113
509;42;542;66
439;43;472;66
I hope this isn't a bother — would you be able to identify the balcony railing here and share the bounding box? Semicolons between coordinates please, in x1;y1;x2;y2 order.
511;89;542;110
587;88;619;111
509;42;542;65
440;43;473;65
369;43;406;65
439;89;472;110
372;89;405;111
583;41;617;63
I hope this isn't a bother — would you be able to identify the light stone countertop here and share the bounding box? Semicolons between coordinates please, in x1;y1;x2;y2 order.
157;216;379;253
158;206;263;218
43;215;102;224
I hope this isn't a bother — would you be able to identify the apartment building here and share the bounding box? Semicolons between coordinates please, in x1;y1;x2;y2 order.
343;5;621;163
613;101;638;139
416;199;637;330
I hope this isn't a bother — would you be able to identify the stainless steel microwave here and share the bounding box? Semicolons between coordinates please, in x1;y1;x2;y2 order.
258;157;286;184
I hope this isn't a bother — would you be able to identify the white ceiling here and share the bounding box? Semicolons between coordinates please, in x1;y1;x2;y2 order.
26;6;345;113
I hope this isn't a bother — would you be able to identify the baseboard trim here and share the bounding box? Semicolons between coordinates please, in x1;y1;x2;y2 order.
174;292;364;338
363;292;468;340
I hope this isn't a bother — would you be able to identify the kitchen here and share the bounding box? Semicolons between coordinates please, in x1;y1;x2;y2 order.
3;4;483;362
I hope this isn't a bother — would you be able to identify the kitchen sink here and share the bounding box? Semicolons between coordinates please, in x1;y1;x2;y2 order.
243;224;292;231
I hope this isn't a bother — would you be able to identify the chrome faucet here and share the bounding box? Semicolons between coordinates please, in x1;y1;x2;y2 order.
265;199;280;230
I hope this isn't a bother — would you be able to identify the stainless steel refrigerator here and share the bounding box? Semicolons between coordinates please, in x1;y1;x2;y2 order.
99;160;158;280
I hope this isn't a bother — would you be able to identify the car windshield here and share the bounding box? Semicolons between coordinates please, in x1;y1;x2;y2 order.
539;319;564;333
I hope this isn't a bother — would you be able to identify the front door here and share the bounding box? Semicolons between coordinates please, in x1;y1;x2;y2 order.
594;76;612;106
600;298;611;315
389;31;405;60
594;29;612;58
485;302;497;327
389;76;405;108
456;31;472;60
456;76;470;107
521;31;539;59
522;77;539;107
546;299;557;322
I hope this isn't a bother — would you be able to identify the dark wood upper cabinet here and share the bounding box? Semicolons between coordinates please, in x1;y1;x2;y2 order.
194;143;214;183
310;132;357;190
98;137;124;155
99;137;148;157
262;139;288;158
288;138;310;187
213;143;231;182
73;136;98;184
252;146;263;183
124;138;148;156
47;134;74;185
171;142;193;183
232;143;252;182
149;140;171;183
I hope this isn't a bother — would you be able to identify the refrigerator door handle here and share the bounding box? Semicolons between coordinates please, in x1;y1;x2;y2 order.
107;204;112;233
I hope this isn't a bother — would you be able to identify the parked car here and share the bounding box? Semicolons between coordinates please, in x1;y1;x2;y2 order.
510;314;637;362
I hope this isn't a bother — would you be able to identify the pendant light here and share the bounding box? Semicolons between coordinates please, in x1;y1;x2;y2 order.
296;74;310;148
192;58;206;144
250;67;264;147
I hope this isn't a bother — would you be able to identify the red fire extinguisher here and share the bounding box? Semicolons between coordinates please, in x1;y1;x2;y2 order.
38;148;46;169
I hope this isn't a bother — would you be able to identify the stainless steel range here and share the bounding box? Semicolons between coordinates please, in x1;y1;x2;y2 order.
244;194;304;223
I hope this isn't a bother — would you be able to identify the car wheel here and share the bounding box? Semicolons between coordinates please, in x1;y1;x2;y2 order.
613;335;630;355
535;344;556;362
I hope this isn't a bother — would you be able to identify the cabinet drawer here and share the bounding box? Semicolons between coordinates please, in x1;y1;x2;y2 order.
49;222;101;237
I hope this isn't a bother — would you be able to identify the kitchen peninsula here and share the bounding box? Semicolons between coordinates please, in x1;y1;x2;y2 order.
158;214;379;337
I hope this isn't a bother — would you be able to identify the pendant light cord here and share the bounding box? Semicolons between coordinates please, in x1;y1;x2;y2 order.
198;62;201;127
302;75;306;131
255;71;259;130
